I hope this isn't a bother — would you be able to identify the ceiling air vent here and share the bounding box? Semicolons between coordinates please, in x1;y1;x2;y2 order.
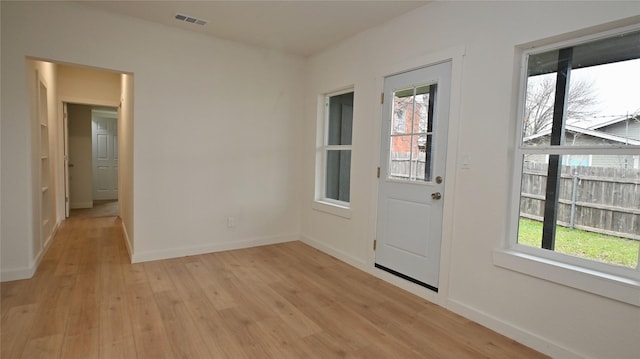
175;13;207;26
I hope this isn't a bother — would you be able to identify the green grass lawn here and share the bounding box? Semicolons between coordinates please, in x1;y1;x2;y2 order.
518;218;639;268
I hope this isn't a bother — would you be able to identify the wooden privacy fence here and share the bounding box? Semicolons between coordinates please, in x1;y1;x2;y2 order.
520;162;640;241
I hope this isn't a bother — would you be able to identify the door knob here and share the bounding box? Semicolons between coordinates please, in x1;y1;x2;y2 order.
431;192;442;200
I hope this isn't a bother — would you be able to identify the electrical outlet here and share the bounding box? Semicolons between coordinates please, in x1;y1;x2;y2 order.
227;216;236;228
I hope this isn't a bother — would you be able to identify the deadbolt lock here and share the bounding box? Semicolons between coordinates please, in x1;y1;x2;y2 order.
435;176;443;184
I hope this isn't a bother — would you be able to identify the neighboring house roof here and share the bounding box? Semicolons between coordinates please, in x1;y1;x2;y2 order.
586;114;640;131
568;113;638;129
524;113;640;145
523;124;640;145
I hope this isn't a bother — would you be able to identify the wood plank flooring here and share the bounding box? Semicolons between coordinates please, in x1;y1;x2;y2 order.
69;200;119;218
1;216;547;358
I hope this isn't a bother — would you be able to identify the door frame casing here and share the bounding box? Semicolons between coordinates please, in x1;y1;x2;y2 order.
368;46;466;304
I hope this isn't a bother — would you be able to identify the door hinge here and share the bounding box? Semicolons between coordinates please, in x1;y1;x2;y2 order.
377;167;380;178
373;240;377;251
380;92;384;104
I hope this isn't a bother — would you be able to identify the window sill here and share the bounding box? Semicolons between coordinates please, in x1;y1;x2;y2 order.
312;200;352;219
493;248;640;307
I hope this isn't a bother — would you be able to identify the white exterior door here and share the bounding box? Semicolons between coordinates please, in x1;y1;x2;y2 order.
92;114;118;200
376;61;452;291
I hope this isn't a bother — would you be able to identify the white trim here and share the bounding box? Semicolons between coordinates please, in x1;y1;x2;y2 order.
521;23;640;59
324;144;353;151
300;234;367;270
0;265;37;282
42;220;57;251
120;219;133;262
446;299;584;359
58;96;119;108
131;233;298;263
519;146;640;155
1;219;59;282
494;249;640;307
524;125;640;146
312;200;352;219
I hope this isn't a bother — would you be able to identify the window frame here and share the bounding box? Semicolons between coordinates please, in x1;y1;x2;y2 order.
314;88;354;217
495;25;640;307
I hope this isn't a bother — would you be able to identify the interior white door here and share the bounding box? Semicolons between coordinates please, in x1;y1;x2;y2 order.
92;114;118;200
375;61;452;291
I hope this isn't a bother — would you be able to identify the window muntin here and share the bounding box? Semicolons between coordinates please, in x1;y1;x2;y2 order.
388;84;436;182
514;29;640;273
321;91;353;204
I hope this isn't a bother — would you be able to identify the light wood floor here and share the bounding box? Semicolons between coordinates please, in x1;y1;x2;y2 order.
1;217;547;358
70;200;119;218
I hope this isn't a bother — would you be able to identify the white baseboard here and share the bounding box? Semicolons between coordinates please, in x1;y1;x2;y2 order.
1;219;59;282
120;220;133;262
0;265;37;282
70;201;93;209
299;234;368;271
446;299;582;359
131;233;299;263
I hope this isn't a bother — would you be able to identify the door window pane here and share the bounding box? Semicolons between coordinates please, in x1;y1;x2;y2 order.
389;135;413;180
389;84;436;182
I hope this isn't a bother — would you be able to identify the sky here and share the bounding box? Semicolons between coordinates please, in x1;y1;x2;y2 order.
571;58;640;121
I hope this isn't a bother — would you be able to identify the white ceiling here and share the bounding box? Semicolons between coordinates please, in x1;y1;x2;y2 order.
81;1;430;57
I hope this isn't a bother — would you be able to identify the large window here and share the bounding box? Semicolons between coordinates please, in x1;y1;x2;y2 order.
319;90;353;206
503;27;640;304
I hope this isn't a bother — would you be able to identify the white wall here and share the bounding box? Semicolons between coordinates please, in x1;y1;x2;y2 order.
57;64;121;105
1;1;304;274
301;2;639;358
